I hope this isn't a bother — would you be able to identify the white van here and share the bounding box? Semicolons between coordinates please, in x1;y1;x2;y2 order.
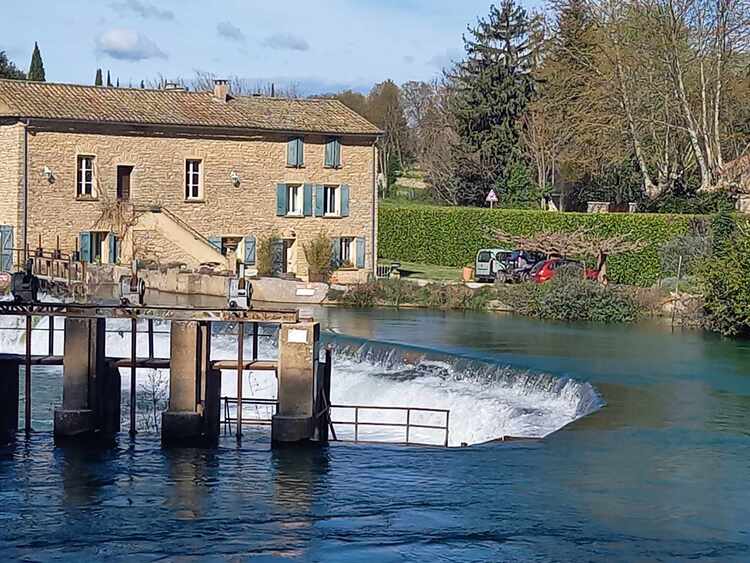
475;248;512;283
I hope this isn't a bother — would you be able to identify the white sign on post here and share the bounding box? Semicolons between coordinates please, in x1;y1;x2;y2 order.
486;189;498;209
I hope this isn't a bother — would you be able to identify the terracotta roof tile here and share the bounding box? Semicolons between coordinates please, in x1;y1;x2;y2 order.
0;79;381;136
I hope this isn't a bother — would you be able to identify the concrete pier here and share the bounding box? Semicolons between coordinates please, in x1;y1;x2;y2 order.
0;360;19;444
54;318;121;439
272;322;320;444
161;321;221;446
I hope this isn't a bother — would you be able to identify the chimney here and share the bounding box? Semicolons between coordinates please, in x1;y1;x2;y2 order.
213;79;229;102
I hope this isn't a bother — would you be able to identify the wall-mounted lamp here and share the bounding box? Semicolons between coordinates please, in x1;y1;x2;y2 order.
42;166;55;183
230;170;241;187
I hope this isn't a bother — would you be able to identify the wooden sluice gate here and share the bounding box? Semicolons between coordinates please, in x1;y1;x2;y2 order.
0;301;333;448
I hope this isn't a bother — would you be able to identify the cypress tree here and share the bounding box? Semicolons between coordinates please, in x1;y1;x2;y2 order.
449;0;536;206
116;78;120;88
140;80;145;89
27;42;45;81
95;68;103;86
106;70;112;87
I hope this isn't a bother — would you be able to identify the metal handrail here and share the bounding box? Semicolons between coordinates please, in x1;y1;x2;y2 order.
221;396;279;433
330;404;450;447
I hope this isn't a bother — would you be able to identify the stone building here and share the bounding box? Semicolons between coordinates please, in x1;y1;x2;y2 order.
0;79;380;282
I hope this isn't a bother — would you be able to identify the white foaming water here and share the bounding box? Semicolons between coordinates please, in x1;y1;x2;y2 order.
0;308;604;447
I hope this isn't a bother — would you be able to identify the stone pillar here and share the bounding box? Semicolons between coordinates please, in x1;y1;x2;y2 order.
54;317;119;439
0;360;20;445
162;321;219;447
272;322;320;444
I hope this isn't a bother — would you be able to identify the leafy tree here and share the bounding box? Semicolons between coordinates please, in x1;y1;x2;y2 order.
0;51;25;79
335;90;368;117
367;80;410;192
27;42;45;81
448;0;537;206
95;68;103;86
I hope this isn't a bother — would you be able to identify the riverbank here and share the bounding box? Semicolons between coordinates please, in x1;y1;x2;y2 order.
327;276;704;326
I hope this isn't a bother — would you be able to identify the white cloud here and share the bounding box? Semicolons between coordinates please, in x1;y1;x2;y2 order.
262;33;309;52
111;0;174;20
96;28;167;61
217;21;245;43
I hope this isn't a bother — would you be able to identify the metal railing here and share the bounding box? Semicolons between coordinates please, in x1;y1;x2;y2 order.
375;262;400;279
221;396;278;433
330;404;450;447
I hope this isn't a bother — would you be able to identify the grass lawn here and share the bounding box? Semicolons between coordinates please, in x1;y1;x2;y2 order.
379;259;462;282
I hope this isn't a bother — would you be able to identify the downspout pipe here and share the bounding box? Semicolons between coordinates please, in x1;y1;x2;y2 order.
22;119;30;264
371;139;378;275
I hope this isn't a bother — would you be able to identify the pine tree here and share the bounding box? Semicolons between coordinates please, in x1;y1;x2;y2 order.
106;70;112;87
95;68;103;86
448;0;536;206
27;42;45;82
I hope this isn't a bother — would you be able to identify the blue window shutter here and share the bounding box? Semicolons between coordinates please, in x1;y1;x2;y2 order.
334;139;341;167
303;184;313;216
208;237;222;252
331;237;341;268
325;139;334;167
297;138;304;166
0;226;13;272
276;183;287;216
287;139;297;167
108;233;118;264
356;237;365;269
79;232;91;263
340;184;350;217
314;185;324;217
244;235;256;265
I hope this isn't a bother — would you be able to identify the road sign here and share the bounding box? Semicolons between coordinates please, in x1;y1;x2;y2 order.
486;189;498;208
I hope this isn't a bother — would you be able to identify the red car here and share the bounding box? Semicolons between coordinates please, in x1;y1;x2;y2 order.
530;258;599;284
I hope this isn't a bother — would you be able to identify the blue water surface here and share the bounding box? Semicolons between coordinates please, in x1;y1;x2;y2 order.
2;308;750;562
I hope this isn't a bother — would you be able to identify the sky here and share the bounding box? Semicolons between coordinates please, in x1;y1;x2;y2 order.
2;0;539;95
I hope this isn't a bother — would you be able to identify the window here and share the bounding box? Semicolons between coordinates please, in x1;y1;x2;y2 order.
76;155;95;198
340;237;354;265
323;185;339;216
287;184;302;215
185;159;202;200
324;138;341;168
287;137;304;167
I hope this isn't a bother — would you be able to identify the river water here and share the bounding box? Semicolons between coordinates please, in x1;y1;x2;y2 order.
1;307;749;561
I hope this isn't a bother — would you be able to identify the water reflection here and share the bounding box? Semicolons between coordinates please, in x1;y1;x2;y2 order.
163;447;220;520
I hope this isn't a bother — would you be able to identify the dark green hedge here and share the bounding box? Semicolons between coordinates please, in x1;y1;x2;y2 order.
378;204;704;286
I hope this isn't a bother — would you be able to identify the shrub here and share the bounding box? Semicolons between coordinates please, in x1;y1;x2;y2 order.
256;232;280;277
303;231;333;281
379;205;703;286
700;223;750;336
533;273;641;323
659;232;712;278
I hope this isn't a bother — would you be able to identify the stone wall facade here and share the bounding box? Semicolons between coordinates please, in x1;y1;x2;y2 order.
0;121;23;235
0;121;377;281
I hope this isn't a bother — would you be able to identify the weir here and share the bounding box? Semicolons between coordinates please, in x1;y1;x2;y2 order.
0;302;330;448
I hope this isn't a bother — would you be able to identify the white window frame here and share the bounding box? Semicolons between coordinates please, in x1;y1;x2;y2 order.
340;237;355;265
185;159;202;201
77;155;95;198
323;185;340;216
287;184;303;216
